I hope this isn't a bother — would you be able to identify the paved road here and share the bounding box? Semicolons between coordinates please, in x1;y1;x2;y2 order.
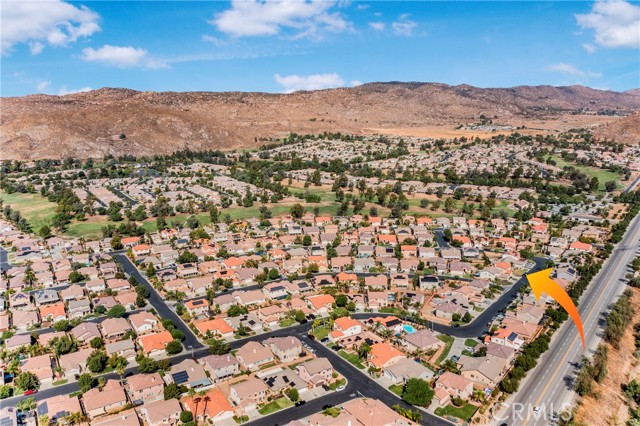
111;253;204;350
0;247;11;272
496;211;640;425
241;325;452;426
433;229;450;249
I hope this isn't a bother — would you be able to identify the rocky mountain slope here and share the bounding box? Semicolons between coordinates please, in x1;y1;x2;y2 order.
2;82;639;159
594;110;640;145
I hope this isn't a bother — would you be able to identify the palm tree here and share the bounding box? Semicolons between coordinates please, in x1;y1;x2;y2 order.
23;260;36;286
117;366;126;384
412;348;425;361
73;411;87;425
193;396;203;426
357;342;371;361
201;395;211;424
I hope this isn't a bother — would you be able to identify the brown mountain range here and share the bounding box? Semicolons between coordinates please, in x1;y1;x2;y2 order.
1;82;639;160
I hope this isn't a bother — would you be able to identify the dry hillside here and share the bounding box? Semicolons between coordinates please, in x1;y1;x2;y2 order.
594;110;640;145
2;82;639;160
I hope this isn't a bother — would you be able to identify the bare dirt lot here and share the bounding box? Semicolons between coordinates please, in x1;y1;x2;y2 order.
364;115;621;139
573;287;640;426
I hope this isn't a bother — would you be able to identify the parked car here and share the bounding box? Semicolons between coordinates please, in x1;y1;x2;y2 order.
23;389;37;396
335;385;346;392
295;400;306;407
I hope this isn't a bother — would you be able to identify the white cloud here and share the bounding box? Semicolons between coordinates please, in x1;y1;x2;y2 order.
274;72;345;92
202;35;227;46
356;4;369;10
582;43;596;53
350;80;363;87
211;0;351;38
392;17;417;36
1;0;100;55
546;62;603;78
368;21;385;31
36;81;51;92
80;45;167;69
576;0;640;48
57;86;92;96
29;41;45;55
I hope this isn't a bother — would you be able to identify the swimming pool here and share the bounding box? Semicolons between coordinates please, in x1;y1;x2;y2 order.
403;324;416;334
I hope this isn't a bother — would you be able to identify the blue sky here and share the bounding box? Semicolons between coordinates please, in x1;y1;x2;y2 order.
2;0;639;96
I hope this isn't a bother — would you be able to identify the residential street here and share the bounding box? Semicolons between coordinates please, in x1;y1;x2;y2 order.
112;252;204;350
496;211;640;425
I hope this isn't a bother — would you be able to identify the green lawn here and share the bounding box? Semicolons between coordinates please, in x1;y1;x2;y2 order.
279;318;296;327
389;384;404;396
436;335;455;365
464;338;478;348
312;326;330;340
550;154;622;191
338;350;365;369
435;403;478;422
52;379;68;386
379;306;404;315
258;397;293;415
0;191;58;231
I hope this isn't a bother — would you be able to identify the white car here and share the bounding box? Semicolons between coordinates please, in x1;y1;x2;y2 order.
335;385;346;392
533;406;541;414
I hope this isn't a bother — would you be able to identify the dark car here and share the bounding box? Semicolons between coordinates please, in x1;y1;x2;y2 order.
453;323;460;328
307;333;316;340
295;400;306;407
322;404;334;410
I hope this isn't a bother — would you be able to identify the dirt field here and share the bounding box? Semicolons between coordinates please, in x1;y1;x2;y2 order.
573;287;640;426
364;115;622;139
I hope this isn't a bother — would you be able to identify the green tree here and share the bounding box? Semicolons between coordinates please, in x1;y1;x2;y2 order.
401;378;434;407
290;203;305;219
180;411;193;423
78;373;96;392
107;305;126;318
52;335;77;356
15;372;39;391
285;388;300;402
53;320;71;332
90;337;104;349
164;383;182;400
137;356;158;373
166;340;183;355
209;339;230;355
87;350;108;373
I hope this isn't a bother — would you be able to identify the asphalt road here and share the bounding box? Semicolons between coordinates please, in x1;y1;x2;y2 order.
0;247;11;272
111;253;204;350
496;211;640;425
433;229;450;249
428;257;547;339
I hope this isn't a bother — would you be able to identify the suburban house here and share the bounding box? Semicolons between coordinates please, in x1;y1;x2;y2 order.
200;354;240;382
126;372;164;404
235;341;275;371
229;377;270;409
264;336;303;362
82;379;128;418
296;357;334;388
167;359;212;389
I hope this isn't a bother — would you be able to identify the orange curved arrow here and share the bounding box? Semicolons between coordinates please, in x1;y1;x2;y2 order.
527;268;585;348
